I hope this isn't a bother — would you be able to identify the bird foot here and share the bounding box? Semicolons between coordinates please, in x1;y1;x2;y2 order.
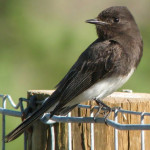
93;98;121;124
21;95;37;121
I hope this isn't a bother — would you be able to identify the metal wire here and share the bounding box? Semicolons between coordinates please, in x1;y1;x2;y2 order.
1;95;150;150
90;112;94;150
114;109;118;150
2;95;6;150
0;95;27;150
68;112;72;150
50;124;55;150
141;113;145;150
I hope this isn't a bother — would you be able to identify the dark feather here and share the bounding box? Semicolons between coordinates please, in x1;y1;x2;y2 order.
50;39;124;115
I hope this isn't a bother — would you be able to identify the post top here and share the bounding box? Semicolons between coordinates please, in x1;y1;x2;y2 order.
27;90;150;103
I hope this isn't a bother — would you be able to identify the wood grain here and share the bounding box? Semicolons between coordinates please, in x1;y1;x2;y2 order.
27;90;150;150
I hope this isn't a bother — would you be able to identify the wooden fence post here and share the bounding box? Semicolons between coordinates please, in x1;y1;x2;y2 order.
27;90;150;150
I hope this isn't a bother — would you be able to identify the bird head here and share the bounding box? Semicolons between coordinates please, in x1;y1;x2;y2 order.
86;6;140;40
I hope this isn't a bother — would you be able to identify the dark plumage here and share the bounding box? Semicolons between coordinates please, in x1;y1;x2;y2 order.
5;6;143;142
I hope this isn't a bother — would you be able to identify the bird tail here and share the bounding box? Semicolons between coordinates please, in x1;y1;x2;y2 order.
5;94;59;142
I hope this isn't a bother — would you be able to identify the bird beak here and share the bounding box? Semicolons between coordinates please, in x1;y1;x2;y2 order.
86;19;108;25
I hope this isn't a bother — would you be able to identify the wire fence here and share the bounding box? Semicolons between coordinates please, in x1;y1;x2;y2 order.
1;94;150;150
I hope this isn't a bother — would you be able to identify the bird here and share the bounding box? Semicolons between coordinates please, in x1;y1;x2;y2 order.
5;6;143;142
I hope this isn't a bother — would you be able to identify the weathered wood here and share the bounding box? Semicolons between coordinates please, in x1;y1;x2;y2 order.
27;90;52;150
27;90;150;150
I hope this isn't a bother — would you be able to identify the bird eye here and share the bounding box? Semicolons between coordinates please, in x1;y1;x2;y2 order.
113;17;119;23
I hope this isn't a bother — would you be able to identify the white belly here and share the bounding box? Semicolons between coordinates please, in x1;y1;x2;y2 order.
65;69;134;107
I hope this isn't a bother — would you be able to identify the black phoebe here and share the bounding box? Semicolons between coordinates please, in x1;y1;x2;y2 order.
5;6;143;142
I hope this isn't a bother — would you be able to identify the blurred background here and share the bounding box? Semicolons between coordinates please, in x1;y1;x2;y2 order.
0;0;150;149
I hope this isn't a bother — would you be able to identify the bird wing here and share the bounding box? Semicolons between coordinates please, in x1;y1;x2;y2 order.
5;39;122;142
51;39;122;115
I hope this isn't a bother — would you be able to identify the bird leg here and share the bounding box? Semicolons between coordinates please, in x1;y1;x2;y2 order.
92;101;104;118
94;99;112;119
93;98;121;124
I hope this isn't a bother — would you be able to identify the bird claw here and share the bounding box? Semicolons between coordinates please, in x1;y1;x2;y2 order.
92;98;121;125
104;106;122;125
